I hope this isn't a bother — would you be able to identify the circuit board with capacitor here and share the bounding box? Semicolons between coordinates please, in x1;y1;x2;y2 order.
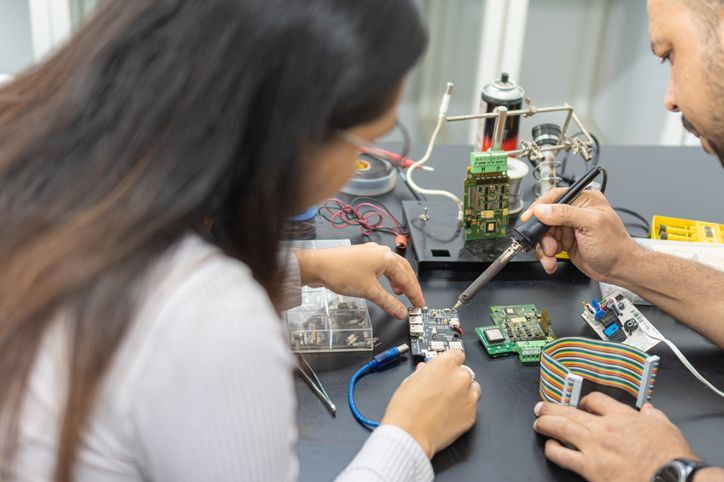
408;307;464;360
476;304;556;364
463;151;510;240
581;291;663;352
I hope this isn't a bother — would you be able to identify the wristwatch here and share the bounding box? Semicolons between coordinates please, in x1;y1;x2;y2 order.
651;458;709;482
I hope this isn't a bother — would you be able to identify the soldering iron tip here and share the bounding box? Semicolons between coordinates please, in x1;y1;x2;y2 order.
453;300;462;311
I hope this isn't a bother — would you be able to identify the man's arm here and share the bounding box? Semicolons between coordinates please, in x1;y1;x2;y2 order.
612;247;724;347
521;188;724;347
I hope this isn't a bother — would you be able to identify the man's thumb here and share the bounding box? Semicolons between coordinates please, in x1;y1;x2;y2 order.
533;203;590;228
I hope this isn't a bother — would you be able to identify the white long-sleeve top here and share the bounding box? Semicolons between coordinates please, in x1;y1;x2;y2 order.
9;234;433;481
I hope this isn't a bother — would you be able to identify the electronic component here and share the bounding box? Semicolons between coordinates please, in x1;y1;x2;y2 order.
539;337;660;408
284;289;373;353
581;291;663;352
516;340;548;364
408;307;464;360
583;292;724;402
476;304;556;364
483;327;505;344
463;151;510;240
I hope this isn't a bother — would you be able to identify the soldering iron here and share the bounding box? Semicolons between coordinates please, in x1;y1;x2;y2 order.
453;165;607;309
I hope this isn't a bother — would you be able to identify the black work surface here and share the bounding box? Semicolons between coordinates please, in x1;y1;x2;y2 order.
295;145;724;481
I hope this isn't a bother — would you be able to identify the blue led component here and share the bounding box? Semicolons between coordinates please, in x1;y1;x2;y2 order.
603;323;620;337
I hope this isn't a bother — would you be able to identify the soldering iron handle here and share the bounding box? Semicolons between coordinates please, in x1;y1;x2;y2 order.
551;166;604;205
512;166;604;251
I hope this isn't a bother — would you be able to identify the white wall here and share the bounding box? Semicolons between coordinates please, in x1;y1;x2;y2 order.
1;0;687;147
0;0;35;75
397;0;684;147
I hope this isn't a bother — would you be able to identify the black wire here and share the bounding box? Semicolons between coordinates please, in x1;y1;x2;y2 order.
614;206;651;236
621;223;651;238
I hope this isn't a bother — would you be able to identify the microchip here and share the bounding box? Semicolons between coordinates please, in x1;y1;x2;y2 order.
506;308;515;315
484;327;505;344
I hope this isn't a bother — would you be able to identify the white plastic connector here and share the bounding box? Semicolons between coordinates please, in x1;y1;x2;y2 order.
562;373;583;407
636;355;660;408
439;82;454;115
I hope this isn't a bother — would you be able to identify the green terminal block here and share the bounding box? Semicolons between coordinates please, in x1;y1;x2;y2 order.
463;151;510;241
515;340;548;364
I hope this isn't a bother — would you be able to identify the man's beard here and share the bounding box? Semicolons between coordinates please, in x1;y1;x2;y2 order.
682;115;724;167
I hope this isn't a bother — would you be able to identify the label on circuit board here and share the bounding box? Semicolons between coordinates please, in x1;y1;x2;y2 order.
408;307;464;359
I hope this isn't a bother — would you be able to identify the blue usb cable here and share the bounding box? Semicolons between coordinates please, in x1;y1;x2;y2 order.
348;344;409;430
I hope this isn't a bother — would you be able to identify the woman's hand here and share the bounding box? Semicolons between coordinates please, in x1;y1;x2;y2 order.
295;242;425;319
381;349;481;459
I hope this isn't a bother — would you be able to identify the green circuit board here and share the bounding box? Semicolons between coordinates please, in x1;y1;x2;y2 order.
463;150;510;241
476;304;556;364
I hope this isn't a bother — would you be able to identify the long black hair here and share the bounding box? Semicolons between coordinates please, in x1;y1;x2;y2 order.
0;0;426;479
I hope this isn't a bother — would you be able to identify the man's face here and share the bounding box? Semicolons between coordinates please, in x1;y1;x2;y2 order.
648;0;724;166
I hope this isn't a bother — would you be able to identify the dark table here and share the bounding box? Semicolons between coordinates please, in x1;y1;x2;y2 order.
295;145;724;481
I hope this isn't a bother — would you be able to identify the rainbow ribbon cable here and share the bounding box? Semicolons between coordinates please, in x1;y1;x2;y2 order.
539;337;659;408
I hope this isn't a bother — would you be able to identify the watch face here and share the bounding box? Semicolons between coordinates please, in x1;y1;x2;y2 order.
656;461;687;482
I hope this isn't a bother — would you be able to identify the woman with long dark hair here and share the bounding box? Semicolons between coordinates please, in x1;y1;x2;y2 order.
0;0;480;480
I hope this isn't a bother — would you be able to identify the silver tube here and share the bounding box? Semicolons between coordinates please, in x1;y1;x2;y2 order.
571;110;595;145
560;103;573;139
446;105;572;122
491;106;508;150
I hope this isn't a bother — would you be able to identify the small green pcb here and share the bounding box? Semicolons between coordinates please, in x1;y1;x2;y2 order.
475;326;516;357
476;304;556;364
463;151;509;241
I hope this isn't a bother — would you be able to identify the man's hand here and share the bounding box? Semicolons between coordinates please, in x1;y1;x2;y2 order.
533;392;698;482
294;242;424;319
520;189;640;283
